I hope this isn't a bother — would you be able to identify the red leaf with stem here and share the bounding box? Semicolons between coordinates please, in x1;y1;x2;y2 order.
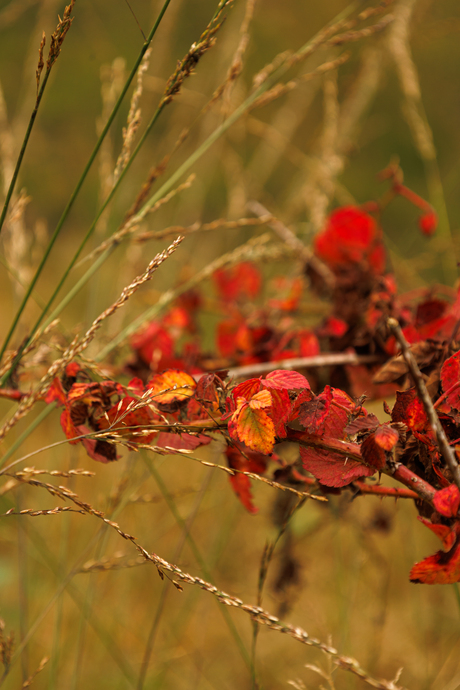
300;445;374;488
225;442;270;513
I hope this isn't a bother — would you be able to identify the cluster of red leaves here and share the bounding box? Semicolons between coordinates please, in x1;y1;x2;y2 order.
32;193;460;585
46;364;217;462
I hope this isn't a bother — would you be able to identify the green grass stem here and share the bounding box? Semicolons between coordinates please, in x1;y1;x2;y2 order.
0;0;172;373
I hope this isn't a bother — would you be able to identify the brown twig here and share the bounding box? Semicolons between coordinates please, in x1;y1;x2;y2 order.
387;317;460;491
226;352;382;380
247;200;335;290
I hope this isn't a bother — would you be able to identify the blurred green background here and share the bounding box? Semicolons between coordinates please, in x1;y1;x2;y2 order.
1;0;460;688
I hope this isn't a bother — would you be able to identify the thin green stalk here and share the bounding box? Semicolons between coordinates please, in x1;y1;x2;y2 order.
0;69;52;236
137;469;214;690
0;0;364;470
47;0;364;365
16;492;30;683
16;521;138;687
0;0;172;370
153;502;242;690
0;254;47;310
142;452;253;674
48;458;75;690
453;583;460;617
0;403;56;469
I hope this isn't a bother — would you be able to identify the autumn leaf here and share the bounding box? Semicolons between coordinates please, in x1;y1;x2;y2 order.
300;445;374;488
314;206;385;274
440;351;460;412
296;387;332;433
433;484;460;518
156;432;211;452
225;442;271;513
231;403;276;455
262;369;310;391
147;369;196;411
409;518;460;584
373;425;399;450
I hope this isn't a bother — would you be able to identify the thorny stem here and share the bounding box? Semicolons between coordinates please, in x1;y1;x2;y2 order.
0;0;173;380
387;317;460;491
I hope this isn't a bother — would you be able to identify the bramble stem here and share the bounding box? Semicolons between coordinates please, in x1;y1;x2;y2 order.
387;317;460;491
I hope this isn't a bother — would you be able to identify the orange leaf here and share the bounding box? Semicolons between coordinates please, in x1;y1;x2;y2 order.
373;425;399;451
147;369;196;408
248;389;272;410
410;540;460;584
236;405;275;455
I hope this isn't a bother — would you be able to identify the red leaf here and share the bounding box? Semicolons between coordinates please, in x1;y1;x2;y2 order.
225;443;270;514
263;369;310;390
405;397;428;432
267;387;291;437
410;539;460;585
131;322;173;367
298;330;320;357
226;379;261;415
217;319;239;358
297;387;332;433
45;378;67;405
418;516;457;551
321;317;348;338
314;206;385;273
60;408;80;443
441;351;460;411
360;433;386;470
373;425;399;451
156;432;211;452
418;210;437;236
300;445;374;488
433;485;460;518
214;262;261;302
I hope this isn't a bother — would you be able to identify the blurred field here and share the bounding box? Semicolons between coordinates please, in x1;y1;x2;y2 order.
1;0;460;688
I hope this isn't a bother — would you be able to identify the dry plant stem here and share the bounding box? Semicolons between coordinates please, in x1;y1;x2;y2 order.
12;470;405;690
387;317;460;490
0;237;183;443
21;655;49;689
174;452;326;503
1;0;230;371
122;1;379;240
226;352;381;379
388;0;455;284
96;235;289;361
134;214;273;243
247;200;335;289
248;52;352;111
0;0;173;377
3;0;382;380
